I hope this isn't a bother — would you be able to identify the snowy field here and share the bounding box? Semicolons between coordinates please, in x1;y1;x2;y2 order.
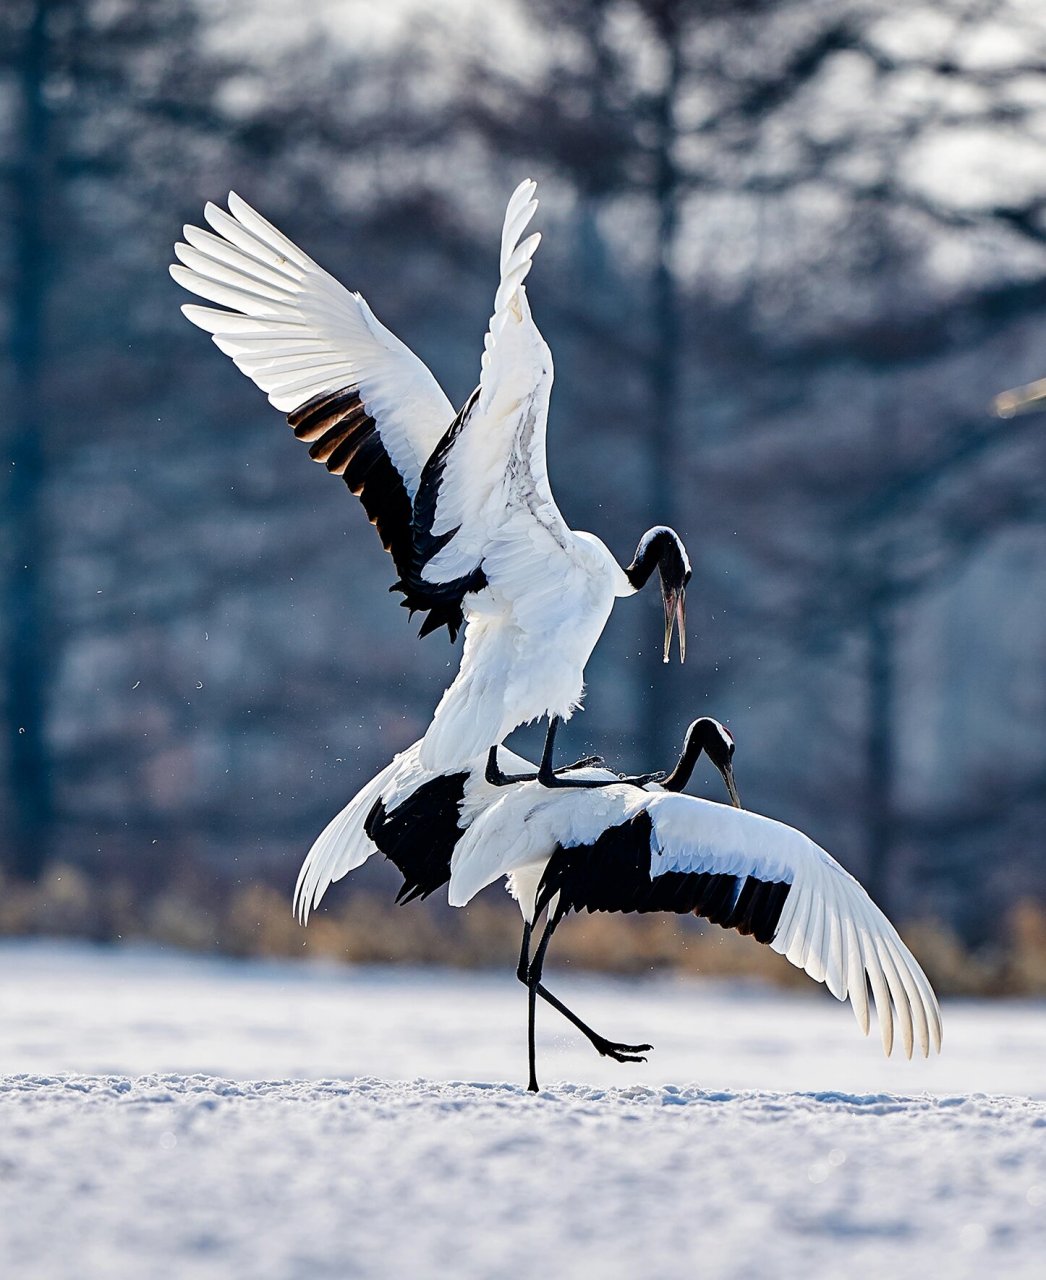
2;942;1045;1279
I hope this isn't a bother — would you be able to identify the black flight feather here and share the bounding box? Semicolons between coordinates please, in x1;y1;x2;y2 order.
364;772;469;904
536;811;791;946
287;385;486;642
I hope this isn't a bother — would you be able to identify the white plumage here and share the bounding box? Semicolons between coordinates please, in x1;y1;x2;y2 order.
292;740;535;926
172;181;689;781
415;181;636;769
448;782;943;1061
171;192;451;496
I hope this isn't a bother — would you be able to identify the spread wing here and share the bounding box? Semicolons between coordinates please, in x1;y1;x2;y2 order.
171;194;474;637
449;785;943;1060
412;180;590;632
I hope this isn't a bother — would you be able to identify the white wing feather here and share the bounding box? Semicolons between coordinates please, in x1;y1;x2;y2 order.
293;741;535;925
646;792;942;1058
293;744;424;925
421;179;574;587
171;192;454;496
417;181;619;770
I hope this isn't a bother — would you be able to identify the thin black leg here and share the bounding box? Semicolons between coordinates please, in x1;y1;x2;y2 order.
528;911;557;983
539;717;559;774
534;984;652;1062
485;746;514;786
487;717;655;791
527;980;539;1092
535;719;666;790
517;921;532;984
486;720;604;788
538;718;604;787
524;914;652;1065
517;921;540;1093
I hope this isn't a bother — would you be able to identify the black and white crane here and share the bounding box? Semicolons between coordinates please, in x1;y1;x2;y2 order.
447;725;943;1092
171;180;690;788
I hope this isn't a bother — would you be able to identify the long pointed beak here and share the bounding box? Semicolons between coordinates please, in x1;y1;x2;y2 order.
661;585;687;664
676;589;686;664
720;763;741;808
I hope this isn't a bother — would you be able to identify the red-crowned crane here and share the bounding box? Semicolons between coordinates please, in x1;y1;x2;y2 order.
171;180;689;789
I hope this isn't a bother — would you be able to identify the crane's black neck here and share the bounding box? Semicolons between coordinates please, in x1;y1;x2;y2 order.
661;720;728;793
662;735;704;793
624;527;688;591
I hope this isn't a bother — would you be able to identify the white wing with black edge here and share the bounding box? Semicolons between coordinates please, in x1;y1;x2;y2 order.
447;777;641;907
449;785;943;1060
172;195;481;638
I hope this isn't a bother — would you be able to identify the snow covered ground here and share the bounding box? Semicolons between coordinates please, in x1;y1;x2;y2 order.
2;941;1045;1279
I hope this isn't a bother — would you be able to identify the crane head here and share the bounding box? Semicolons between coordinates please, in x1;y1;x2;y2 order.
663;717;740;805
624;527;692;663
691;718;740;807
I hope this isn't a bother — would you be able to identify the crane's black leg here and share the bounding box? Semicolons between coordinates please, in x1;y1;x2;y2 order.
485;719;604;788
527;977;539;1092
517;920;532;985
486;715;656;791
520;914;652;1064
535;720;666;790
534;986;652;1061
517;921;540;1092
485;746;516;786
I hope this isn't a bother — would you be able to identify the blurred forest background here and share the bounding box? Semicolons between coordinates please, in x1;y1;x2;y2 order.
2;0;1045;992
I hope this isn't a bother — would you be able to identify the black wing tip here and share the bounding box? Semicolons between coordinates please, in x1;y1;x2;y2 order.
394;880;427;905
418;606;463;642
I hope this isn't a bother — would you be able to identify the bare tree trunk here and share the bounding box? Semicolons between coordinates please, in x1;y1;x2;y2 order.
641;6;684;767
862;375;901;915
4;0;54;880
863;593;895;914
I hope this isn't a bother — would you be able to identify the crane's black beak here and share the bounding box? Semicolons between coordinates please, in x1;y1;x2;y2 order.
661;583;687;664
718;762;741;808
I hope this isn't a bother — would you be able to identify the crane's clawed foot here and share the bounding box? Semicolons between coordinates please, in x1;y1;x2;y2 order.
486;747;606;787
534;767;667;790
592;1036;654;1064
559;755;605;771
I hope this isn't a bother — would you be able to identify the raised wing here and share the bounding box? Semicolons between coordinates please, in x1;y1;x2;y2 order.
413;180;579;616
171;194;474;637
450;786;943;1060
